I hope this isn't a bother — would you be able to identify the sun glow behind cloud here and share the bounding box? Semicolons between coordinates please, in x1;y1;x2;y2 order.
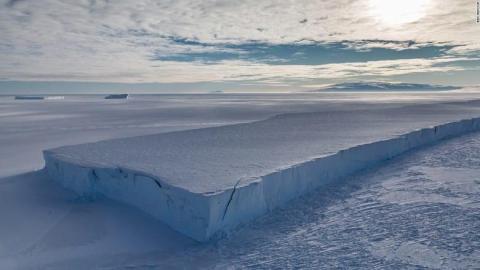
368;0;431;26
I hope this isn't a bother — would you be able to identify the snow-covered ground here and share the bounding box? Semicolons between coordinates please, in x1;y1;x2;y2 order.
1;92;479;269
2;92;479;178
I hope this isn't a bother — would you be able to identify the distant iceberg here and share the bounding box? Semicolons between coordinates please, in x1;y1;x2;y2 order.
15;96;64;100
105;94;129;99
314;82;460;92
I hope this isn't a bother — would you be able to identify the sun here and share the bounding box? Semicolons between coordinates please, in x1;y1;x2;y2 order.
368;0;431;27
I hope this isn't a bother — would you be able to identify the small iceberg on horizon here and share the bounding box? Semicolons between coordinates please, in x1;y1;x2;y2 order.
15;95;64;100
105;94;129;99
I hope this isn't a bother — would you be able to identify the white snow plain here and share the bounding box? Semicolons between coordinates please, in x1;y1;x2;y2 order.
1;92;480;268
6;91;476;178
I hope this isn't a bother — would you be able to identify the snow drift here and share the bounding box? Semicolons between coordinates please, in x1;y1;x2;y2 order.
43;102;480;242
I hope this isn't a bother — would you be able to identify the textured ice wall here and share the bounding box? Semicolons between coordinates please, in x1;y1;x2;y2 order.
44;117;480;241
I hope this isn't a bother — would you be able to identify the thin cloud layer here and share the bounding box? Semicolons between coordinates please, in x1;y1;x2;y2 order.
0;0;478;90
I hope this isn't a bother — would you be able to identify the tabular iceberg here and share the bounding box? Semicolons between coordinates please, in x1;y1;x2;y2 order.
43;101;480;241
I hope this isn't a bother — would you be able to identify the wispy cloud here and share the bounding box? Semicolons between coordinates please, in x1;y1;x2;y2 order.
0;0;478;89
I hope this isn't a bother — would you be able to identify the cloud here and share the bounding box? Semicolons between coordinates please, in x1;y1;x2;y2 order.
2;56;475;85
5;0;24;7
0;0;478;87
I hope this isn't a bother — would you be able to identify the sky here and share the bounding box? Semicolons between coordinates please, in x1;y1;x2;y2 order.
0;0;479;93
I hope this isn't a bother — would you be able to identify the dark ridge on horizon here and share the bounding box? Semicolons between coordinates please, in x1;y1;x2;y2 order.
313;82;461;92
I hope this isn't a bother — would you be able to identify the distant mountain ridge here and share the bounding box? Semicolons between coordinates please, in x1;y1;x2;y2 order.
315;82;460;92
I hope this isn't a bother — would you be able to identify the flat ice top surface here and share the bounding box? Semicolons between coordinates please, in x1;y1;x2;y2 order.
47;100;480;194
